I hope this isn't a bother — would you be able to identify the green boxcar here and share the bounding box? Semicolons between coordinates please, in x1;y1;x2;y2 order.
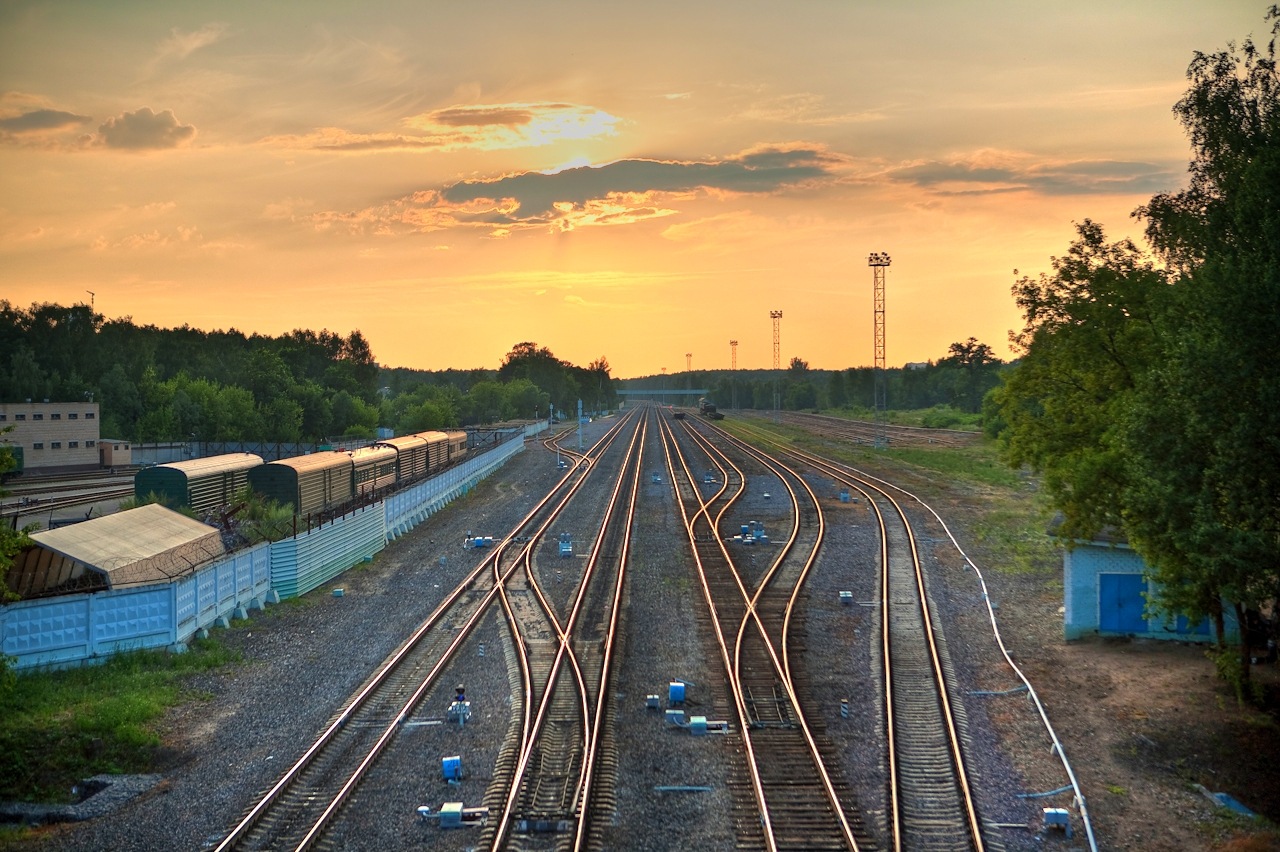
0;443;22;481
134;453;263;513
248;452;355;515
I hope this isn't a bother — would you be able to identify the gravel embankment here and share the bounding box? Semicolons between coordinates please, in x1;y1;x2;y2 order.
22;416;1076;851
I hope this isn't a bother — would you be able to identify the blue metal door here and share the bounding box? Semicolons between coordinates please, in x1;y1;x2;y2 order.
1100;573;1148;634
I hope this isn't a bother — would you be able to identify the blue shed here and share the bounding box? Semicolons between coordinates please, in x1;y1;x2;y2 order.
1059;527;1240;643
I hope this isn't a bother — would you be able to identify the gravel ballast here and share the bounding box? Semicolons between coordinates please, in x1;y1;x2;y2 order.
21;412;1249;851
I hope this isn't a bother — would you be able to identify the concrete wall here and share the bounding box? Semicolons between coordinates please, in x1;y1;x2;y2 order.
1;542;271;668
2;440;523;670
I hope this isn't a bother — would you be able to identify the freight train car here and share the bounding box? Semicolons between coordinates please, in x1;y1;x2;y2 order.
247;451;355;515
349;445;398;493
421;430;450;470
376;434;431;480
445;430;467;462
134;453;264;513
0;443;22;482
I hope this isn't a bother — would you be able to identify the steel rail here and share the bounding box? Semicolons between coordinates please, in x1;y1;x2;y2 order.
657;414;777;851
680;419;860;850
573;415;647;850
727;421;985;850
766;437;1098;851
489;414;643;849
213;415;631;852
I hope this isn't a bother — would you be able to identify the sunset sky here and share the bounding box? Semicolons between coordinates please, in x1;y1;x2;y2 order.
0;2;1266;377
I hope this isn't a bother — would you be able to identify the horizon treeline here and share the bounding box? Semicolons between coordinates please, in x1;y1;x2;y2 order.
626;337;1007;424
0;304;615;442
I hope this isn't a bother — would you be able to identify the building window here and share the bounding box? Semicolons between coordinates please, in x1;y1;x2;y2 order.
69;413;78;420
32;442;42;450
0;414;6;421
51;413;61;420
86;440;96;447
33;413;43;420
85;412;95;419
15;414;25;421
51;442;61;449
68;441;78;448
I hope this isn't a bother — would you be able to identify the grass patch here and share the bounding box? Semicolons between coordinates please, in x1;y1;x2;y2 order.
884;443;1022;490
725;411;1058;577
0;637;240;803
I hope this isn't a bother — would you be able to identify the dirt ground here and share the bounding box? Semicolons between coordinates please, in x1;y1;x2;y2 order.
876;453;1280;852
1013;631;1280;851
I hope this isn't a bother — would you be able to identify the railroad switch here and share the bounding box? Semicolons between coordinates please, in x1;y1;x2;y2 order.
516;817;575;833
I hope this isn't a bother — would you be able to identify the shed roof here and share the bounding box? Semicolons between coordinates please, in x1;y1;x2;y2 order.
26;503;225;589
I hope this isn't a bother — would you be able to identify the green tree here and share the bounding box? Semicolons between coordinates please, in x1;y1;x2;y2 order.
938;338;1003;413
329;390;378;438
989;220;1166;541
465;381;509;424
827;370;848;409
1121;8;1280;692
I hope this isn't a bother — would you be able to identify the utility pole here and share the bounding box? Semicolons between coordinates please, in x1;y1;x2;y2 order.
868;252;891;448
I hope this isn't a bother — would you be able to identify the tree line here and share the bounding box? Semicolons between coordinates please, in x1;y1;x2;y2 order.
986;10;1279;699
0;303;615;442
630;337;1005;425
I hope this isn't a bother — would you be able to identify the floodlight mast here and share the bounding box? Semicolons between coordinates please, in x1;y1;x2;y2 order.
730;340;739;409
868;252;891;448
769;310;782;420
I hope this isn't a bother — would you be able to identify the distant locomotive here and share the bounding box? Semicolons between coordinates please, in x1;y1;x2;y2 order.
698;398;725;420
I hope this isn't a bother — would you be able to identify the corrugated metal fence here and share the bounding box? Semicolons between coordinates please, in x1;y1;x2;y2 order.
1;432;534;670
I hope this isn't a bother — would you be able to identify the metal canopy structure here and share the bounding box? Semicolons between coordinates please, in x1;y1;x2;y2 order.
616;389;709;397
7;504;226;596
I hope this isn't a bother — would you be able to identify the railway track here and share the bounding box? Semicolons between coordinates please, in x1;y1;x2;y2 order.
211;414;637;851
483;414;645;851
727;419;991;851
659;414;869;852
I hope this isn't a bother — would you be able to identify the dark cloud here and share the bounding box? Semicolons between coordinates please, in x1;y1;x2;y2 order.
441;146;841;221
428;106;539;127
888;158;1179;196
0;109;92;133
97;107;195;150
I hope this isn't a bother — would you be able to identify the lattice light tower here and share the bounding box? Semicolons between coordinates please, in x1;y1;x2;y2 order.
769;310;783;369
686;352;692;372
730;340;739;409
770;310;783;418
868;252;891;448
